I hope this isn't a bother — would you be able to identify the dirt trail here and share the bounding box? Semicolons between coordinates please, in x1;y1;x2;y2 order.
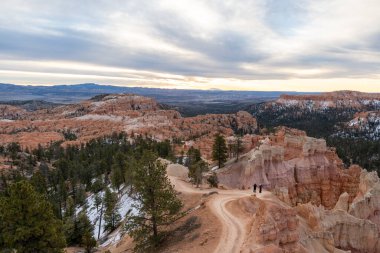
170;177;267;253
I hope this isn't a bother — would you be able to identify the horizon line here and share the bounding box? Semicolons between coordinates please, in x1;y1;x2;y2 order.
2;82;380;94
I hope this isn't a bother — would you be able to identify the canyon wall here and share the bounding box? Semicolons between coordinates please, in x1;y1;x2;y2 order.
217;127;360;209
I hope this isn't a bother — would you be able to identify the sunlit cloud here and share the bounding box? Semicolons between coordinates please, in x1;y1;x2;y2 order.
0;0;380;91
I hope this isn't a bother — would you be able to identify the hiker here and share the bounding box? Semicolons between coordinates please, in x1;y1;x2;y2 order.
253;183;257;193
259;184;263;193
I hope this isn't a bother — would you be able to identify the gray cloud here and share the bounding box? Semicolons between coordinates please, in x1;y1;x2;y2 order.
0;0;380;89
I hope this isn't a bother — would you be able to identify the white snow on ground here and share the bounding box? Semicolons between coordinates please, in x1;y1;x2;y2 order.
76;186;137;241
211;166;219;171
335;112;380;140
75;114;124;122
100;227;124;247
348;117;362;127
277;99;299;106
90;101;107;108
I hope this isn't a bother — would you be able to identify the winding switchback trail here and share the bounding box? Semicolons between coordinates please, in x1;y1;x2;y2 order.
170;177;254;253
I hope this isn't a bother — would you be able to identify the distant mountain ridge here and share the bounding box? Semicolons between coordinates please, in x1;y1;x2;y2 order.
0;83;317;116
0;83;313;103
0;100;61;111
277;90;380;109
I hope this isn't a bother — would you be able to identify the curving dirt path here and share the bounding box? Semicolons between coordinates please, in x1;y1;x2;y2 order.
170;177;257;253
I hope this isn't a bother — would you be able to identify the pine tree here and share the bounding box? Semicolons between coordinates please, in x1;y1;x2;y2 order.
111;164;124;192
186;147;201;167
125;151;183;252
212;134;228;168
64;210;95;247
104;188;121;232
30;171;48;194
82;231;97;253
65;196;75;218
94;193;102;211
125;158;137;192
235;135;243;161
0;181;66;252
77;212;96;249
207;172;219;188
189;160;208;188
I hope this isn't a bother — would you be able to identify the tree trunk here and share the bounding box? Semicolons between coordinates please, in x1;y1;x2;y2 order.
98;201;104;239
149;187;158;241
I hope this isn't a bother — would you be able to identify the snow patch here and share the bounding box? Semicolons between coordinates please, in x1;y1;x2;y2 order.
76;114;124;122
76;186;137;241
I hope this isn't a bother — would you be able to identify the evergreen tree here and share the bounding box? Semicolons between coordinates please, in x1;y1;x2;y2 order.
207;172;219;188
82;231;97;253
94;193;102;211
64;211;95;247
77;212;95;249
125;151;183;252
186;147;201;167
235;135;243;161
0;181;66;252
91;177;104;193
7;142;21;161
65;196;75;218
125;158;137;192
188;160;208;188
111;164;124;192
104;188;121;232
30;171;48;194
212;134;228;168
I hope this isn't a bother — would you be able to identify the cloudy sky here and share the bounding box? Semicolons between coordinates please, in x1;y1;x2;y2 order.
1;0;380;92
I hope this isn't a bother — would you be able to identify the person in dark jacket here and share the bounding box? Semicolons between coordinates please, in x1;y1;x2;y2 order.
253;183;257;193
259;184;263;193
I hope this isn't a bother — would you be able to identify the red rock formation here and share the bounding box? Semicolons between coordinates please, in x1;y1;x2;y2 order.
237;196;305;253
217;127;360;209
0;94;257;151
219;128;380;253
0;105;27;120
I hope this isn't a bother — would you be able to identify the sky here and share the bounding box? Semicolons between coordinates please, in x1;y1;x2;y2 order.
0;0;380;92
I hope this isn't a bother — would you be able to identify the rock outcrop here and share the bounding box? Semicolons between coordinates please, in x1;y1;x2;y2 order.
220;129;380;253
217;127;361;209
233;196;308;253
0;94;257;151
237;168;380;253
